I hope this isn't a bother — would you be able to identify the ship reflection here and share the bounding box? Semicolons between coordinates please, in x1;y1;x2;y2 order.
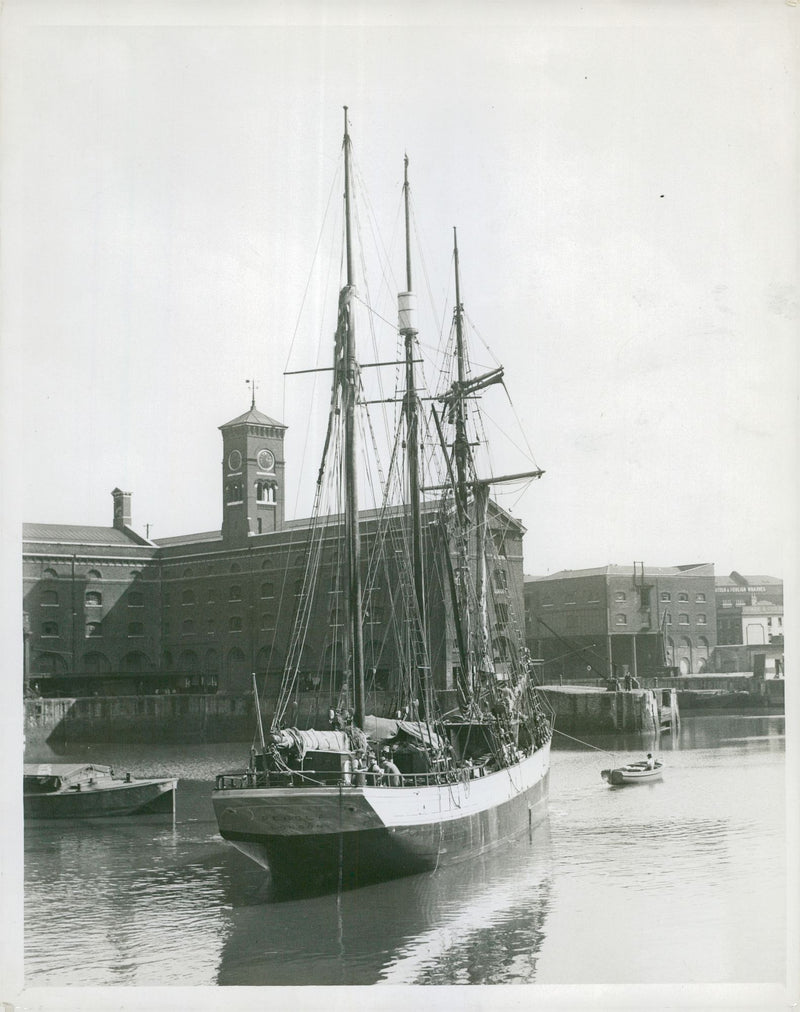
216;821;553;986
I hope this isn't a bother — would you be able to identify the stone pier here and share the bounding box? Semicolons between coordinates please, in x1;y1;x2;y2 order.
539;685;677;735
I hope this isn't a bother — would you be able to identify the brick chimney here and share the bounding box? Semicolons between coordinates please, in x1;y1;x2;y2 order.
111;488;132;530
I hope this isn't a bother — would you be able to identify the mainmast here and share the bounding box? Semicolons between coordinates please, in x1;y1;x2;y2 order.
452;228;470;527
342;107;366;728
399;155;425;621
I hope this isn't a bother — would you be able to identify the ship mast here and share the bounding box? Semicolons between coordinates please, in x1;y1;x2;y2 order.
342;107;366;729
400;155;425;621
452;228;470;529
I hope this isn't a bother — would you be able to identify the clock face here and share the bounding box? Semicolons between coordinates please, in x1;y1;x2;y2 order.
227;449;242;471
257;448;275;472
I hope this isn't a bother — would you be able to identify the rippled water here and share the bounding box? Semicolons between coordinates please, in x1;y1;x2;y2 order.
23;713;786;987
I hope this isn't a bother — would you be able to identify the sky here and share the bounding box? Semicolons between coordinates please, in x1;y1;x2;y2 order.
2;0;797;581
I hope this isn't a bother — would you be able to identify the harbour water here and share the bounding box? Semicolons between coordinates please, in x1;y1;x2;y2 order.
22;713;787;988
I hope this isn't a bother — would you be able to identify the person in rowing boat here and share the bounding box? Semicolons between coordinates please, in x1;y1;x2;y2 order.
645;753;655;769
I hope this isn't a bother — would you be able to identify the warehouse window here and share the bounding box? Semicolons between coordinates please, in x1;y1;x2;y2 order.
85;591;102;607
41;590;59;607
128;622;144;637
85;622;102;638
229;585;242;602
660;592;671;602
697;614;707;625
615;614;627;625
42;622;59;637
678;613;689;625
229;617;243;632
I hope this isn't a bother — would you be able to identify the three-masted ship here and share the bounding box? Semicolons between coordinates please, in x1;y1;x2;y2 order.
212;110;554;892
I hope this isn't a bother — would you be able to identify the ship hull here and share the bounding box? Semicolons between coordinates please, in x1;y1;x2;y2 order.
213;742;550;891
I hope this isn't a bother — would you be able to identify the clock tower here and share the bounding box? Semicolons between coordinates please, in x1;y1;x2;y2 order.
219;401;287;542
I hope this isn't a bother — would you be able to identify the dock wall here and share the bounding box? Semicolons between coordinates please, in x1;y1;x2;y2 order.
24;691;394;748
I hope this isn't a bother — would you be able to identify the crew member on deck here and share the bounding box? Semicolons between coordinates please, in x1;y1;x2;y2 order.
645;752;655;769
381;748;402;787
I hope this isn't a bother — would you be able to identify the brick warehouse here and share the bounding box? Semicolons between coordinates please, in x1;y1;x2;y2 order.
23;402;527;700
524;563;718;680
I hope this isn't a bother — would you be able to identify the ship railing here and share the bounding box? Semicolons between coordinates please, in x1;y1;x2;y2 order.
214;765;488;791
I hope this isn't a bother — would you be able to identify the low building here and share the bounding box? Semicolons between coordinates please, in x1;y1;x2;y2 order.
715;572;784;646
524;563;717;680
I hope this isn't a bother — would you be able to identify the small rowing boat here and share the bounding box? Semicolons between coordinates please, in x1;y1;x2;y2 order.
24;763;177;818
601;757;663;786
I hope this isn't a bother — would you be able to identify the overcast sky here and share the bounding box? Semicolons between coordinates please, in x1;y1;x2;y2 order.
2;0;797;579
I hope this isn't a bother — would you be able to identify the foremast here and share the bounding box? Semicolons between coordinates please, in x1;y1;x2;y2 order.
341;107;366;729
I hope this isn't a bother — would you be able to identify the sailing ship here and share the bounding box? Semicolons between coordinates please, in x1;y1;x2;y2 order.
212;109;554;892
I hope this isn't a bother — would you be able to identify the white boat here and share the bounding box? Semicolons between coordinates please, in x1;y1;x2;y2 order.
212;109;554;893
24;763;177;818
601;759;664;786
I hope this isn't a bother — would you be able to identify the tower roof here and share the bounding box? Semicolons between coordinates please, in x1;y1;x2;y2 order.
219;406;286;430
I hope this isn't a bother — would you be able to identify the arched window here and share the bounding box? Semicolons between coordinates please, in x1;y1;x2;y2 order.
182;589;195;606
678;613;689;625
85;591;102;607
43;568;58;578
229;616;243;632
35;652;67;674
664;611;672;625
122;650;150;671
260;581;274;598
87;569;102;580
128;622;144;637
207;618;216;635
183;567;194;578
85;622;102;638
697;614;707;625
83;651;110;672
267;484;276;503
182;619;195;635
660;591;671;602
614;591;626;603
229;585;242;602
678;592;689;603
128;591;144;607
615;613;627;625
230;563;241;574
696;593;706;603
41;590;59;607
41;621;59;637
493;568;508;592
206;588;216;604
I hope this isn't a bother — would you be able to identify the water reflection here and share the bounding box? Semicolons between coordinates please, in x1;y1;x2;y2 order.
216;824;553;985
